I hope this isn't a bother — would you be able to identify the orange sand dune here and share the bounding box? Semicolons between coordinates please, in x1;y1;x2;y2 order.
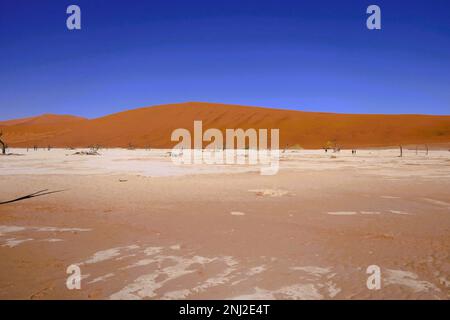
0;114;87;146
0;114;86;127
1;102;450;148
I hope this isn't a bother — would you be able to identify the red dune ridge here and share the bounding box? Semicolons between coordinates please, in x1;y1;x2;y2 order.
1;102;450;149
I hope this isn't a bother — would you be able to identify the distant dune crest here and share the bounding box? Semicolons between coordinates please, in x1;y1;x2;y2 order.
1;102;449;149
0;114;87;127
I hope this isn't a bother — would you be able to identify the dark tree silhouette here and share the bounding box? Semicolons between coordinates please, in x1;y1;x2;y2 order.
0;131;6;155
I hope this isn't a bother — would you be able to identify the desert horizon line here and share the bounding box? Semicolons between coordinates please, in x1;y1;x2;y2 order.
2;101;449;150
2;101;450;122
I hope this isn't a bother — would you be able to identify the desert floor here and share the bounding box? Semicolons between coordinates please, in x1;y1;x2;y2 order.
0;148;449;299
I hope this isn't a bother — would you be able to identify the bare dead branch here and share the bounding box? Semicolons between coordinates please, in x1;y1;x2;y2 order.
0;189;67;205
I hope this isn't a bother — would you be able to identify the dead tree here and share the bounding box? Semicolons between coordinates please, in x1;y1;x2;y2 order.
425;144;429;155
0;131;6;155
332;140;340;153
399;145;403;157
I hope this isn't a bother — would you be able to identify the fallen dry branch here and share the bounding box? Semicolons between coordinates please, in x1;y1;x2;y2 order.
72;145;101;155
72;150;100;155
0;189;66;205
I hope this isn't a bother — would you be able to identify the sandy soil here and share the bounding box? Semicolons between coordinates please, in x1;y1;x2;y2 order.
0;148;449;299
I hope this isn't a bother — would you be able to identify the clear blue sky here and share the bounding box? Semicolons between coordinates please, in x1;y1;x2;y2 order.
0;0;449;119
